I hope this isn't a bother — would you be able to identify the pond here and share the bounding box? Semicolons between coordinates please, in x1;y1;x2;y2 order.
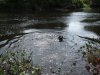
0;9;100;75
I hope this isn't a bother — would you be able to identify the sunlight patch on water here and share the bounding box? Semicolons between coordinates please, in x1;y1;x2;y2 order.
67;22;83;32
23;29;39;33
65;12;98;38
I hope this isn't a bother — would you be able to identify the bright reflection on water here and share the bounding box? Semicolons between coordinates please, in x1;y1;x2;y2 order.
0;10;100;75
67;12;85;32
65;12;98;38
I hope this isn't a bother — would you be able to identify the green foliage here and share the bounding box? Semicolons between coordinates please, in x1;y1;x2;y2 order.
0;50;42;75
0;0;83;10
72;0;83;8
0;0;99;10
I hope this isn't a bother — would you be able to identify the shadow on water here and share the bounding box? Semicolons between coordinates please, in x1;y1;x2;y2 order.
84;25;100;36
0;11;68;49
25;22;66;30
0;20;25;35
0;33;27;48
0;19;25;24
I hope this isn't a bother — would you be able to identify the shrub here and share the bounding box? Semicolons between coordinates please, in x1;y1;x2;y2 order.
0;50;42;75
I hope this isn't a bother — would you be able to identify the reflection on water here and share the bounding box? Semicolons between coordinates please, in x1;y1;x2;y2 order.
66;12;85;33
0;9;100;75
65;12;99;38
25;22;66;29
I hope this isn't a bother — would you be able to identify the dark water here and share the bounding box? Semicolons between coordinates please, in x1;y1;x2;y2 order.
0;9;100;75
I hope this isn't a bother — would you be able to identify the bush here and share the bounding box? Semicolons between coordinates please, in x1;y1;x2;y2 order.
0;50;42;75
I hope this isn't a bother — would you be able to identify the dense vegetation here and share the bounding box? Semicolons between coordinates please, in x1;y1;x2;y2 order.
0;0;78;10
0;51;42;75
0;0;99;11
90;0;100;7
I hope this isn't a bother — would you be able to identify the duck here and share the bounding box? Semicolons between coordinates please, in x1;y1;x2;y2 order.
58;35;63;42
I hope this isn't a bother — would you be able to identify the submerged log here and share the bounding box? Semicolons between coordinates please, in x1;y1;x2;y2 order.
78;36;100;44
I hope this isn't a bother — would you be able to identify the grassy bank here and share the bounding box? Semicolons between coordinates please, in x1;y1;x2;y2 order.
0;51;42;75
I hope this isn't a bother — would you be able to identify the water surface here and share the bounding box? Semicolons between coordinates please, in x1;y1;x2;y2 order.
0;9;100;75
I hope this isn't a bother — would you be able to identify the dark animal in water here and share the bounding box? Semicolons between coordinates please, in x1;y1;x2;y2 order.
58;36;63;42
